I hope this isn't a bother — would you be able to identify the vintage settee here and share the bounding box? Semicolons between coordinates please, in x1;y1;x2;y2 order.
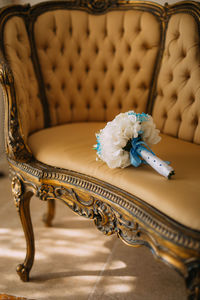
0;0;200;299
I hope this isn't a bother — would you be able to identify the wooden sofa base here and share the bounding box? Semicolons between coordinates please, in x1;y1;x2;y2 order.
10;159;200;300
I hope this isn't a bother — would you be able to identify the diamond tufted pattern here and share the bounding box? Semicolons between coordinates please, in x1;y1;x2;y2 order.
153;13;200;144
3;8;200;146
34;10;161;125
3;16;44;141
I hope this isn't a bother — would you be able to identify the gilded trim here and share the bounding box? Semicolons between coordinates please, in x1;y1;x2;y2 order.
10;162;200;294
10;159;200;251
11;176;23;212
24;12;51;128
0;56;33;162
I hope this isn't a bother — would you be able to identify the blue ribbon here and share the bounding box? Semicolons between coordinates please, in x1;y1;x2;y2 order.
130;137;155;167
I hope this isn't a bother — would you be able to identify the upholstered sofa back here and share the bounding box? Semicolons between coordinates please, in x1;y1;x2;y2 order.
153;13;200;144
1;1;200;146
34;10;161;125
3;15;45;141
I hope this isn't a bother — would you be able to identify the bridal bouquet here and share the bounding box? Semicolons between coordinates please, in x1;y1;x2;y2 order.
94;111;174;179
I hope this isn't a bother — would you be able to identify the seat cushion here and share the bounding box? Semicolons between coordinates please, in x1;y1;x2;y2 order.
28;122;200;231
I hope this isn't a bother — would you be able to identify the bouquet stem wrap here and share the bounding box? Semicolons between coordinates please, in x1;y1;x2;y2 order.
94;111;175;179
130;138;174;179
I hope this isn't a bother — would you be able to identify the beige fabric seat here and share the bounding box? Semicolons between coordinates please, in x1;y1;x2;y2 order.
28;122;200;231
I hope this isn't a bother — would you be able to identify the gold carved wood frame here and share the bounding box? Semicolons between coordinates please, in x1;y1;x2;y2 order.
10;158;200;300
0;1;199;300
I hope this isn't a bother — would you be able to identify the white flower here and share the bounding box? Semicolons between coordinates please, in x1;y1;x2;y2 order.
141;115;161;145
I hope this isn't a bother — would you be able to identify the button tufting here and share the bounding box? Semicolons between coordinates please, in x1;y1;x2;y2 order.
190;95;195;103
127;44;131;54
192;116;199;126
103;102;107;109
163;112;168;119
86;102;90;109
112;44;116;54
171;93;177;100
158;89;164;97
94;45;99;55
43;43;49;52
181;49;186;58
110;84;115;93
77;45;81;55
119;64;124;73
46;83;51;90
133;63;140;72
52;64;57;72
118;102;122;109
177;114;182;122
141;42;149;51
69;26;73;36
77;83;82;91
125;82;130;91
121;27;125;37
70;102;74;109
86;28;90;37
103;65;108;73
85;65;90;73
139;82;147;90
16;50;21;60
94;84;98;92
17;33;22;42
184;70;191;80
60;44;65;54
174;31;180;39
133;102;138;109
53;26;57;34
61;82;66;90
135;26;141;33
169;73;173;82
55;102;59;109
69;64;73;72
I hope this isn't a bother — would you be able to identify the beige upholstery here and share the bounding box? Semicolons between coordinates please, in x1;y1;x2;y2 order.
153;13;200;144
4;9;200;145
28;122;200;231
4;16;44;141
34;10;161;125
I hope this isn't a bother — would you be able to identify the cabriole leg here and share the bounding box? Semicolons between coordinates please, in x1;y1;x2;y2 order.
43;199;55;227
185;262;200;300
12;176;35;282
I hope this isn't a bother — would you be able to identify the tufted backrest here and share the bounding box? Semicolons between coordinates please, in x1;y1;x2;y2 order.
1;1;200;147
153;13;200;144
34;9;161;126
2;15;44;142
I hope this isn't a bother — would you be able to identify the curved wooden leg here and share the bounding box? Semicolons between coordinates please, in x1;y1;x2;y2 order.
185;262;200;300
12;176;35;282
43;199;55;227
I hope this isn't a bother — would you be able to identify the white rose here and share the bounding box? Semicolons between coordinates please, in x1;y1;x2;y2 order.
141;116;161;145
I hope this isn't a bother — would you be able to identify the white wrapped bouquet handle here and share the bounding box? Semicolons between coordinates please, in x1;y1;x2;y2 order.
136;146;175;179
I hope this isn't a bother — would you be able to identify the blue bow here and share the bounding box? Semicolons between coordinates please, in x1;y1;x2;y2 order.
130;137;155;167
